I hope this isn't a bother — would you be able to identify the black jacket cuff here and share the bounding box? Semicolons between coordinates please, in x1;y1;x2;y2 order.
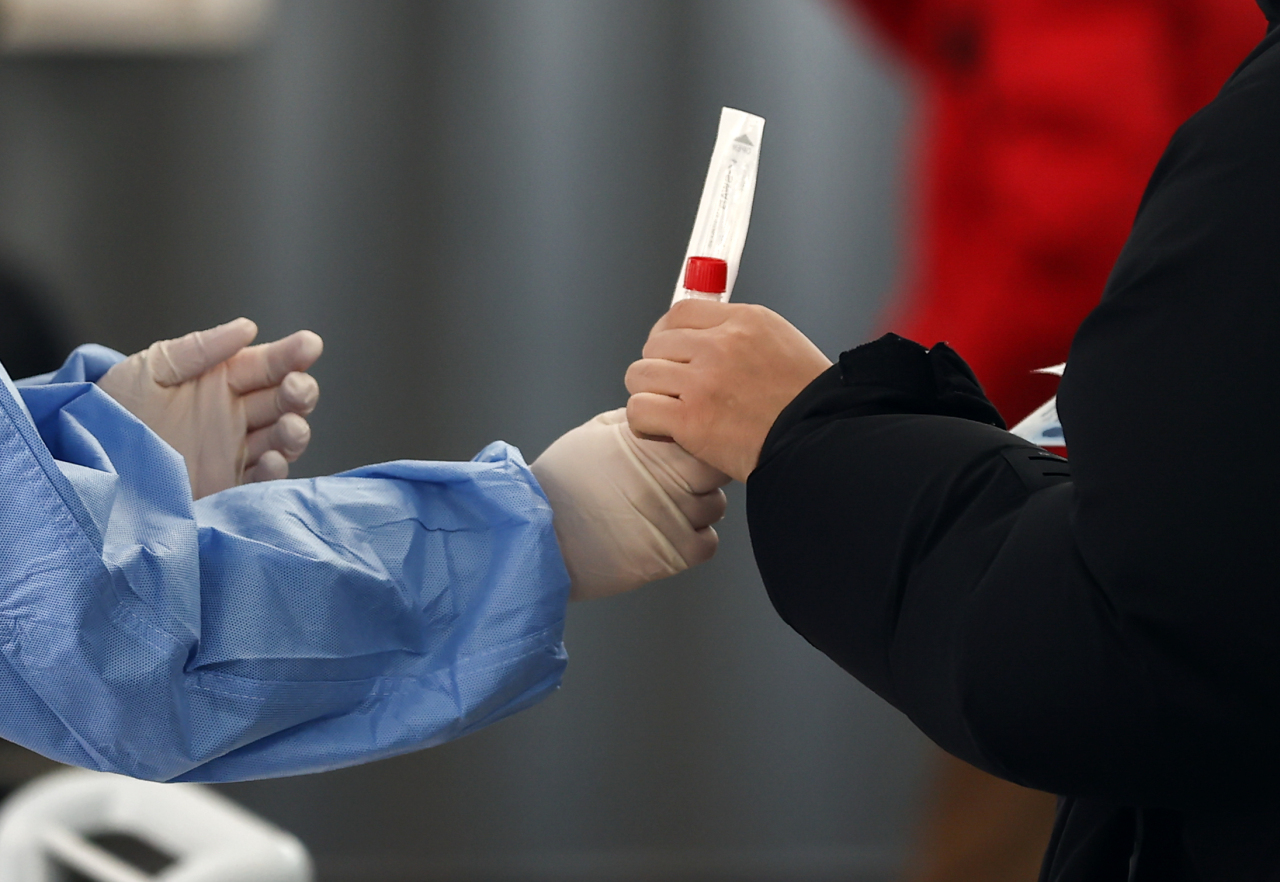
758;334;1006;469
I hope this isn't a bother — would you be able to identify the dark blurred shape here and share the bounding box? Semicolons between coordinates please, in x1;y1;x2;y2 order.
902;754;1058;882
0;258;68;379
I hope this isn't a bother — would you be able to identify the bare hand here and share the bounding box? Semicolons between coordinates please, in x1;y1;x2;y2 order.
625;300;831;482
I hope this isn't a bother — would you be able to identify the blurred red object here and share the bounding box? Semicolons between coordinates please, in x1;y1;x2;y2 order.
844;0;1265;423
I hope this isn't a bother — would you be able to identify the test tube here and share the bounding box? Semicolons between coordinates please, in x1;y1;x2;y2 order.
680;256;728;302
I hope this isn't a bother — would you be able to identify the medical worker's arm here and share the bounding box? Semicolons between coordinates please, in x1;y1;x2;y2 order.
1;338;723;781
2;344;568;782
625;34;1280;808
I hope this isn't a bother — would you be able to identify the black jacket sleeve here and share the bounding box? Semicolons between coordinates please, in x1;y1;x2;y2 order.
747;29;1280;810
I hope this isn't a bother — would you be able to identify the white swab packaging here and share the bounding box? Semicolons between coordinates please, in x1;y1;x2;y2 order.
672;107;765;305
1009;364;1067;447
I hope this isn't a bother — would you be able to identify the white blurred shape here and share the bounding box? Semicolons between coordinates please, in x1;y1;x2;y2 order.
1010;364;1067;447
0;0;274;53
0;768;313;881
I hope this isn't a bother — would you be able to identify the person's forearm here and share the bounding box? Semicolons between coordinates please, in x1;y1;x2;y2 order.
748;339;1280;807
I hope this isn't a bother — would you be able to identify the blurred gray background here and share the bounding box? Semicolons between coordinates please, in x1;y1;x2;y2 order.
0;1;925;879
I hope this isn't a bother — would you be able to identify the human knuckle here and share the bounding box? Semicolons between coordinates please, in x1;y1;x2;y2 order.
709;489;728;516
670;298;698;317
718;323;753;351
694;529;719;562
681;371;711;399
625;395;652;425
624;361;644;391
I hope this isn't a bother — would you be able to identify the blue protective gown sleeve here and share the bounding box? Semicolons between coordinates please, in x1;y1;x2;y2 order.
0;346;569;782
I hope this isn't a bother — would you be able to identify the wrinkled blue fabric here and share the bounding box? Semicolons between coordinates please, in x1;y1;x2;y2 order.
0;346;569;782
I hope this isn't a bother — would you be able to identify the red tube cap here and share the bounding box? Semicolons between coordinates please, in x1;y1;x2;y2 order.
685;256;728;295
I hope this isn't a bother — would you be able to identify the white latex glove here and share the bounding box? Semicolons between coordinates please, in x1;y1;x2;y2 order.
97;318;323;499
530;408;730;601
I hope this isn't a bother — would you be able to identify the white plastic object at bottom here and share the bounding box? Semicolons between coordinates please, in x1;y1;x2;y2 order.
0;768;313;882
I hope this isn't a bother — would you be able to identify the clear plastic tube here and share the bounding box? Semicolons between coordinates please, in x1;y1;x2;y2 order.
671;107;766;305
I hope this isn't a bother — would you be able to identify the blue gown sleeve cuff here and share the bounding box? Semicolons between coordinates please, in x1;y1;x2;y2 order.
13;343;125;387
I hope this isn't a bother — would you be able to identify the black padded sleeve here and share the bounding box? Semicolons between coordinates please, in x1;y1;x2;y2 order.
747;30;1280;809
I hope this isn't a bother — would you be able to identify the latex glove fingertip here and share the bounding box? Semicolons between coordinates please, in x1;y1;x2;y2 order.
274;413;312;460
287;330;324;369
279;371;320;414
683;525;720;567
245;449;289;483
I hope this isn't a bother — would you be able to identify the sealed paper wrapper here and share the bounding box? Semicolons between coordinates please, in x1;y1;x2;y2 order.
672;107;765;305
1009;364;1067;447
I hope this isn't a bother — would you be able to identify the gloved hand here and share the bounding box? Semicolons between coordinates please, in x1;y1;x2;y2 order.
97;318;323;499
530;408;730;601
